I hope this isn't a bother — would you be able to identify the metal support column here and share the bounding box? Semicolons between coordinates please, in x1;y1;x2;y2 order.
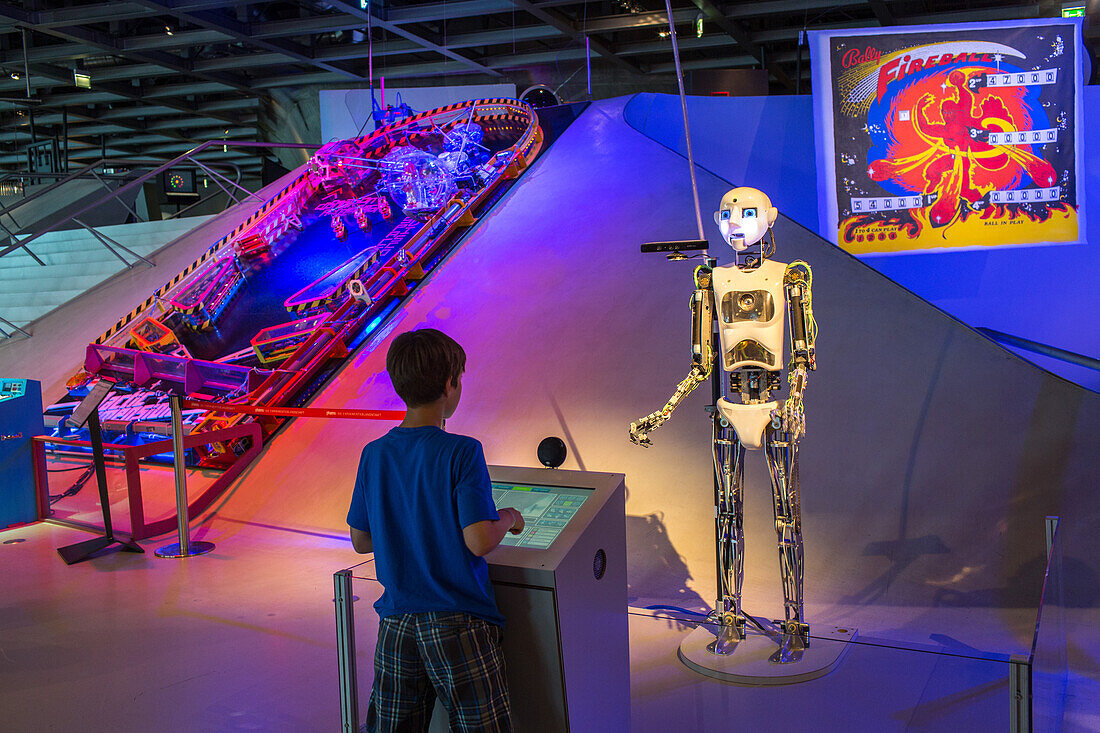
335;569;360;733
1045;515;1059;558
1009;653;1032;733
63;107;69;172
155;395;215;558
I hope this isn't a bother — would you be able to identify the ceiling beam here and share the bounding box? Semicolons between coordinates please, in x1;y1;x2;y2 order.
14;61;246;126
0;4;261;97
867;0;896;24
581;9;695;34
685;0;795;91
505;0;643;74
124;28;230;52
130;0;366;80
33;2;157;27
322;0;505;79
385;0;578;25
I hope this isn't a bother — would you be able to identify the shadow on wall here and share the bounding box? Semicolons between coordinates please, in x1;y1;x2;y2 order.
929;554;1100;609
625;510;709;613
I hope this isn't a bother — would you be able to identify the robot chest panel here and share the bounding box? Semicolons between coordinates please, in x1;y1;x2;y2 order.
712;261;787;371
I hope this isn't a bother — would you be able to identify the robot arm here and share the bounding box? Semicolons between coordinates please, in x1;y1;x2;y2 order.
629;267;715;447
785;260;815;371
778;261;817;441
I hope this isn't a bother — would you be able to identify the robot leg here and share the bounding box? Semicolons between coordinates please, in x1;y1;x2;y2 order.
765;427;809;663
708;417;747;655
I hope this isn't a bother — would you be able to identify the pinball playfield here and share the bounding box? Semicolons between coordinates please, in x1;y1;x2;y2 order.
42;99;566;468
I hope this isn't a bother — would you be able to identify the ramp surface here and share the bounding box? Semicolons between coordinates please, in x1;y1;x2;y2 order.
207;97;1099;661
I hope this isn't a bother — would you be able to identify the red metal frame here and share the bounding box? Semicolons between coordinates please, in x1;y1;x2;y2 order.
32;422;262;541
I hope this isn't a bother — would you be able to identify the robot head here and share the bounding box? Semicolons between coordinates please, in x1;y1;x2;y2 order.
714;187;778;252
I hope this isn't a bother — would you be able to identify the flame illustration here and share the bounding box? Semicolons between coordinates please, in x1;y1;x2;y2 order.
866;68;1057;229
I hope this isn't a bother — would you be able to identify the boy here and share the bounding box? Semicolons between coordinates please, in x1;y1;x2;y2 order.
347;328;525;732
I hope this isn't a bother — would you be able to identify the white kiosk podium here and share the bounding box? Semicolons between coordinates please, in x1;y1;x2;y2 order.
429;466;629;732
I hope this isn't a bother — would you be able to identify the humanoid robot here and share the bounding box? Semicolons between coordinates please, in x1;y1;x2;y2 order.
630;187;817;664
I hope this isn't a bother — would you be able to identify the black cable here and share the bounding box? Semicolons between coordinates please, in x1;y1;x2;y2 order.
49;465;95;505
47;464;94;472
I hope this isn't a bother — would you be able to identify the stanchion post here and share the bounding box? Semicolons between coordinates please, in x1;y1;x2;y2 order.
155;394;215;559
335;569;360;733
1009;653;1032;733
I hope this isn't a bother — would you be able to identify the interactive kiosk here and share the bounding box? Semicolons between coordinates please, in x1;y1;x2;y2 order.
430;465;629;732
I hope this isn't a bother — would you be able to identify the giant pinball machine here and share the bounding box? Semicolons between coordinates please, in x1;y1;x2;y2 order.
34;99;547;539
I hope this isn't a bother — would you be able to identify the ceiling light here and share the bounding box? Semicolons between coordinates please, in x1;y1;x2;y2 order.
696;18;704;38
658;30;669;39
165;25;174;36
74;71;91;89
9;72;18;80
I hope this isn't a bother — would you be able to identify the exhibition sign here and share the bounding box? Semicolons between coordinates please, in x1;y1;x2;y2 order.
809;18;1085;254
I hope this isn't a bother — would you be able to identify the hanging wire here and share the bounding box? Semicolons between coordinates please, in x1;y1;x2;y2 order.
662;0;705;240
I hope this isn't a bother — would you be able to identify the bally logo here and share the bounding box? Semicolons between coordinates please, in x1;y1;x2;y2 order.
842;46;881;68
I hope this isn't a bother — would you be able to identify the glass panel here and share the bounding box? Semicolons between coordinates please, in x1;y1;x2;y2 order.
41;448;217;535
1032;520;1067;733
627;609;1010;731
334;567;1020;731
348;560;383;730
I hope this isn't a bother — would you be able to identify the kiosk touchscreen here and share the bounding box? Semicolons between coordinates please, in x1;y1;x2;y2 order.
430;466;629;732
492;481;592;550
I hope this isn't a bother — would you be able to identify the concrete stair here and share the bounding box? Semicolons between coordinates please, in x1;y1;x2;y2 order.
0;216;212;337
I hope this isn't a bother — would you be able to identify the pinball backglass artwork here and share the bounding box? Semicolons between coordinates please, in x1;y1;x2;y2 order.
810;18;1086;255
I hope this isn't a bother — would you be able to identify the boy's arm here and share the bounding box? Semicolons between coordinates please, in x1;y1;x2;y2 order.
349;526;373;554
463;508;525;557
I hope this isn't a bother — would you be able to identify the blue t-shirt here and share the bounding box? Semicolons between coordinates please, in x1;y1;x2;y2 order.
347;426;504;627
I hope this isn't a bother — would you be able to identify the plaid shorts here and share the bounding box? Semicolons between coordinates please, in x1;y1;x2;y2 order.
366;611;512;733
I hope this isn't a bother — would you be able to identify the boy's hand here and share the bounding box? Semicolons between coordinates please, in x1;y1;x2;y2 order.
506;508;525;534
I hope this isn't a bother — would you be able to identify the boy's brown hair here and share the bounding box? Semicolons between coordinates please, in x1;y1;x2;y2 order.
386;329;466;408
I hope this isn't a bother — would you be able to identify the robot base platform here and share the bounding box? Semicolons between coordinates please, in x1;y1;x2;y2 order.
678;618;857;685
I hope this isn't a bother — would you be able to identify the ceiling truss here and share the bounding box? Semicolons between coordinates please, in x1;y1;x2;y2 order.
0;0;1091;174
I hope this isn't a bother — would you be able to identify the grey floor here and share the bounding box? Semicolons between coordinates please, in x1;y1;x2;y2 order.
0;518;1059;733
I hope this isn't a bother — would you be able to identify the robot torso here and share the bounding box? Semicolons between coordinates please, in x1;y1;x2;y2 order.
711;259;787;373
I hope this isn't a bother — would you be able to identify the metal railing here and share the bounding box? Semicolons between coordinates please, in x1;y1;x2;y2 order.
0;140;318;340
979;327;1100;373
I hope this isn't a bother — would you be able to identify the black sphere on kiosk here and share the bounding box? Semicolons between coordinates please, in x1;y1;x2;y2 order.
537;437;567;468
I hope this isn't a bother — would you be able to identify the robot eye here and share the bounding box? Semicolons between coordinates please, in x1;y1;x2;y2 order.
743;208;757;219
720;210;731;221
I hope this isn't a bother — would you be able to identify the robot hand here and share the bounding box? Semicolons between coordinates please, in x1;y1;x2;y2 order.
772;399;805;441
772;365;808;440
629;409;670;447
629;362;711;447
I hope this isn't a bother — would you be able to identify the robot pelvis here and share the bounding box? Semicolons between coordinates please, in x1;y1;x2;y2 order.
715;398;777;450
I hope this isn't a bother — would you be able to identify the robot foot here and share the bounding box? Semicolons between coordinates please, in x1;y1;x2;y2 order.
706;613;746;656
768;621;809;665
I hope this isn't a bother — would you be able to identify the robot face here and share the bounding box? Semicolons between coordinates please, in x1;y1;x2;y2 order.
714;187;778;251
